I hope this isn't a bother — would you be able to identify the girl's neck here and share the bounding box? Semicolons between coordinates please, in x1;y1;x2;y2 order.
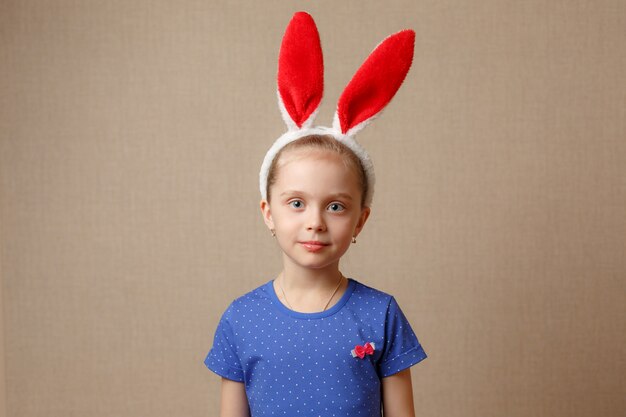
275;265;346;314
279;257;343;295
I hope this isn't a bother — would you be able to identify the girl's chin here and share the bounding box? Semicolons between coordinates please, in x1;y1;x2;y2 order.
286;256;351;272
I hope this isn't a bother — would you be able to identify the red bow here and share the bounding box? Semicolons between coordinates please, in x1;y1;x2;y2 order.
352;342;375;359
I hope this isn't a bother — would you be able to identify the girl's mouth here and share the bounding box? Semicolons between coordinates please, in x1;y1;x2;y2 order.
300;241;329;252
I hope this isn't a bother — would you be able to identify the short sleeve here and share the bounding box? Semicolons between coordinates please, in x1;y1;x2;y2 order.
377;296;427;378
203;304;245;382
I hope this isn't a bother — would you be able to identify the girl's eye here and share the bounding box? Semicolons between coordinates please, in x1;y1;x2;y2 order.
327;203;345;212
289;200;304;209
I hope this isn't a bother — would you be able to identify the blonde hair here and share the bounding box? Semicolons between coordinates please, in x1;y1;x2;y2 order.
266;134;368;207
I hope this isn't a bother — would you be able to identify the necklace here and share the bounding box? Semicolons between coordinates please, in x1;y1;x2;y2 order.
277;273;344;312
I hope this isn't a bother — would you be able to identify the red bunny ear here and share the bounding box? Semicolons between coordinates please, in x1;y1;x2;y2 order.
335;30;415;136
277;12;324;130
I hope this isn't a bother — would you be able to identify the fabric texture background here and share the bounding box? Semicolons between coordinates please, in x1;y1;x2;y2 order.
1;1;625;417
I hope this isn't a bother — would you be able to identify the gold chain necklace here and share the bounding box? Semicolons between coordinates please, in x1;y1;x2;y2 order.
278;273;344;312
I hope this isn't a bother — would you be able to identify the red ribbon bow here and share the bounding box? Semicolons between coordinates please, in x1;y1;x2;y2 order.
352;342;375;359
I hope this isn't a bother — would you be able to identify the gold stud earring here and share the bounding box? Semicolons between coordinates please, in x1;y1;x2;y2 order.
352;236;357;244
271;229;276;237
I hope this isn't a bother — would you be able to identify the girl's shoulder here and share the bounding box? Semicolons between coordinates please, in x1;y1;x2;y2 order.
350;278;416;315
223;280;274;312
351;278;395;300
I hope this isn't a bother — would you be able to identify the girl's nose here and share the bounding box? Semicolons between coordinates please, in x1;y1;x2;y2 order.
306;210;326;231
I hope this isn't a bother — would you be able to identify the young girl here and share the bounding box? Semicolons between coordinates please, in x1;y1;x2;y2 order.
204;12;427;417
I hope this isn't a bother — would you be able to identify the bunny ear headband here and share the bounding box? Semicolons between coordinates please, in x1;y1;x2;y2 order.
259;11;415;207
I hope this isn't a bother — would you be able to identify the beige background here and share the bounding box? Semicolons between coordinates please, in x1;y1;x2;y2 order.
1;1;625;416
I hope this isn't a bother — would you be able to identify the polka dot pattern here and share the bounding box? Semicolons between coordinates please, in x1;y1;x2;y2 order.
204;278;427;416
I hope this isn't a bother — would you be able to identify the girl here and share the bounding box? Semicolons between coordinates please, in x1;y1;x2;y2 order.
204;12;427;417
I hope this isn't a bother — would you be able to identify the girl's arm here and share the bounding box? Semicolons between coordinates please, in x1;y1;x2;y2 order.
220;378;250;417
381;368;416;417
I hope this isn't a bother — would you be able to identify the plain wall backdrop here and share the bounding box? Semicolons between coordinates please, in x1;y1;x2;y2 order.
1;1;625;416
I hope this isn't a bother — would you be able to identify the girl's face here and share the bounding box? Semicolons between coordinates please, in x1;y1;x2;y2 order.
260;149;370;272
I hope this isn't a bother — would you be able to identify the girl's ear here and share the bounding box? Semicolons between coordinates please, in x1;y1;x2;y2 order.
260;199;275;230
354;206;371;238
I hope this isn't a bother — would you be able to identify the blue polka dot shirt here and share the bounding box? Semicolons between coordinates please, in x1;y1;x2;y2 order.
204;278;427;416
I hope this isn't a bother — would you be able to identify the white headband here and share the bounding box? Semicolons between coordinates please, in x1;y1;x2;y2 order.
259;11;415;207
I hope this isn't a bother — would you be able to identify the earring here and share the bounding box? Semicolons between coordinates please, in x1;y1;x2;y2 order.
271;229;276;237
352;236;357;244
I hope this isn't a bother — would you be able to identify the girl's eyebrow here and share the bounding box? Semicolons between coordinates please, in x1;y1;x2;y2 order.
280;190;353;200
329;193;353;201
